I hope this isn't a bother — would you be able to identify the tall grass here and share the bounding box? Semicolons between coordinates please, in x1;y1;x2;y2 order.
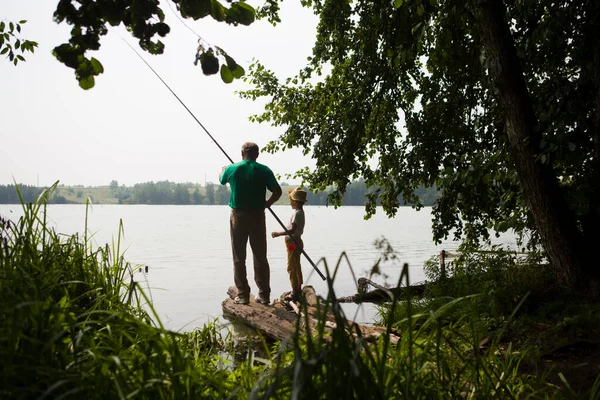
0;184;254;399
252;251;558;399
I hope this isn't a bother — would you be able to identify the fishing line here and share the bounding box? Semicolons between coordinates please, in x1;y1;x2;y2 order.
117;32;326;281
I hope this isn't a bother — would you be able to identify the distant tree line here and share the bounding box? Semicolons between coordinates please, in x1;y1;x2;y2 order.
0;180;440;206
125;181;229;205
306;179;440;207
0;185;68;204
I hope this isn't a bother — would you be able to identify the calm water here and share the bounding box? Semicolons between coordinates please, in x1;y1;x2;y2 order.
0;204;517;331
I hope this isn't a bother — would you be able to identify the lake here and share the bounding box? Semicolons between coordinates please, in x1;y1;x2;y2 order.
0;204;518;331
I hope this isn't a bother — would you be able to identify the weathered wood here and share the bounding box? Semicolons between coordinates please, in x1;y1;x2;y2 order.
222;285;401;344
337;279;427;304
222;287;298;342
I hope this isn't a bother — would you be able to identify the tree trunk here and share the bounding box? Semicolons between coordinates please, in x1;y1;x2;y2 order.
583;2;600;280
476;0;596;292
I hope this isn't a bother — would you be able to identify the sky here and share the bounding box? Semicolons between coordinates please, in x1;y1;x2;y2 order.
0;0;318;187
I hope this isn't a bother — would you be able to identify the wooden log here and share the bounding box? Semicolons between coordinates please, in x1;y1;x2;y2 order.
222;287;298;342
222;286;401;344
337;280;427;304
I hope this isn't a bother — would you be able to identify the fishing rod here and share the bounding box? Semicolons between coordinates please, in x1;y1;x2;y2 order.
119;35;326;281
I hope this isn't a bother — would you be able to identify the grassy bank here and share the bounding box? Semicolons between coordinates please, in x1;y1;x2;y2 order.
0;192;254;398
1;186;599;398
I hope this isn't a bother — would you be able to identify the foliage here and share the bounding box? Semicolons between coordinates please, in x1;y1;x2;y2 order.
255;255;560;399
421;251;577;353
306;178;440;206
131;180;221;205
205;182;216;205
417;246;557;321
0;184;43;203
239;0;600;287
374;242;600;397
52;0;256;89
215;183;230;205
0;20;38;65
0;183;257;398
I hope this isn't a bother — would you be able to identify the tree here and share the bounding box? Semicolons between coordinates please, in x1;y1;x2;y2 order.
205;183;216;205
0;20;38;65
51;0;258;89
173;184;191;205
0;185;41;204
241;0;600;294
109;180;119;190
215;184;230;205
192;187;205;204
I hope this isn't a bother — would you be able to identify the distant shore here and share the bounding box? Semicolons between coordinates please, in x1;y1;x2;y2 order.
0;181;440;206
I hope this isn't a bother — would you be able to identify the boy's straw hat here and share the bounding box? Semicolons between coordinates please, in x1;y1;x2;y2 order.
288;187;308;203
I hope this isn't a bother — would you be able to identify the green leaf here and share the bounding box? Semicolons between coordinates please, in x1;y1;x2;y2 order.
180;0;212;20
210;0;227;22
79;75;95;90
224;54;238;71
231;64;245;79
90;57;104;74
394;0;403;8
230;2;255;25
0;22;5;32
220;64;234;83
0;47;9;55
199;51;219;75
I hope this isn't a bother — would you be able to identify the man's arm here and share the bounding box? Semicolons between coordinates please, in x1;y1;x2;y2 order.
219;165;228;185
265;186;282;208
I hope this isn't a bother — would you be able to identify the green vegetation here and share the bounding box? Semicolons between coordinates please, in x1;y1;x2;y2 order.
0;20;37;66
2;186;599;398
0;181;440;206
0;187;251;398
51;0;254;88
241;0;600;296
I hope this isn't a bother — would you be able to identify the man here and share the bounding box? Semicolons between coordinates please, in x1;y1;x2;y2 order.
220;142;282;305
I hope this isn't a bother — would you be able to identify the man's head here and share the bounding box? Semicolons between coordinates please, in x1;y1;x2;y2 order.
241;142;259;160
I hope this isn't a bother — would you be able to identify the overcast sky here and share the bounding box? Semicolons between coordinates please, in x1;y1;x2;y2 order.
1;0;317;187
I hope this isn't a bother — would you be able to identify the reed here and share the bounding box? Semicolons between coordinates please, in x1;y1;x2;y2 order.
0;183;254;399
249;253;558;399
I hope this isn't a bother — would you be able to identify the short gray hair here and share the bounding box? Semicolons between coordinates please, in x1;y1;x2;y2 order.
241;142;259;159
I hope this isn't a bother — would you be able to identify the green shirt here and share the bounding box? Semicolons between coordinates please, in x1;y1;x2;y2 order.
219;159;280;209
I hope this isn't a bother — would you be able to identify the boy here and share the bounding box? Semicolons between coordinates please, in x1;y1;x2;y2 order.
271;187;307;302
